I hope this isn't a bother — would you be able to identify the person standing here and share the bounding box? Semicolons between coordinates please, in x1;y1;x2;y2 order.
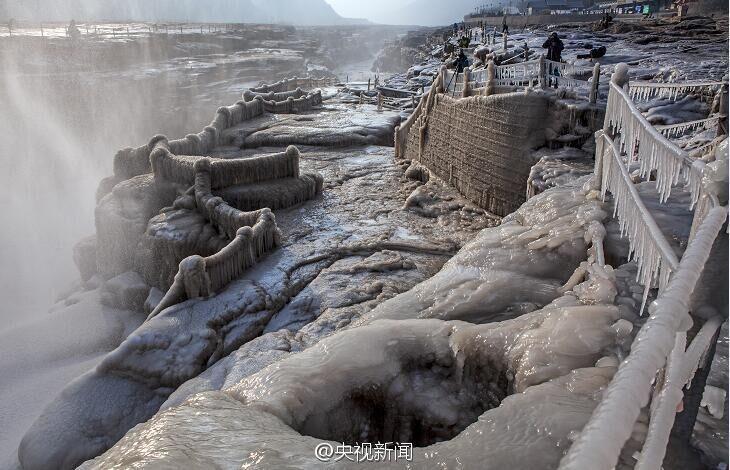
542;32;564;62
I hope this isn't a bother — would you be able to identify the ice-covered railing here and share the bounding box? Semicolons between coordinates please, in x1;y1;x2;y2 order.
148;208;280;319
258;90;323;113
559;64;728;470
470;58;541;87
113;98;265;180
604;78;704;206
543;59;595;94
446;56;600;103
595;131;678;309
192;151;298;237
243;88;306;102
560;199;726;470
544;59;593;79
394;68;443;158
629;80;725;102
250;76;337;94
655;116;720;139
150;141;300;188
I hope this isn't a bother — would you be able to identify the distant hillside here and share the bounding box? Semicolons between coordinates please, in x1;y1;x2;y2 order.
371;0;488;26
1;0;367;25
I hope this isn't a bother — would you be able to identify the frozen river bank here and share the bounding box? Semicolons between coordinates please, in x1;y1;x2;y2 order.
3;14;729;470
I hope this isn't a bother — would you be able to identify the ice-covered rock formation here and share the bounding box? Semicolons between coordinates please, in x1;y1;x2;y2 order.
83;87;326;306
70;170;645;469
19;80;332;470
359;178;610;325
142;176;616;407
79;307;631;469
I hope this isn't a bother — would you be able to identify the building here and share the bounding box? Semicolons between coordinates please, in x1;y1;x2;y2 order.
526;0;592;14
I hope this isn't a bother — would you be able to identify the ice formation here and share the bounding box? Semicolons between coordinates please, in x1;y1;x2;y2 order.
526;147;595;199
11;17;729;470
605;78;705;206
629;81;725;103
80;307;632;469
597;132;678;309
156;174;614;399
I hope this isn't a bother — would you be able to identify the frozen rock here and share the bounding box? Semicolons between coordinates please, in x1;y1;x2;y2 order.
143;287;164;315
95;174;180;278
72;235;97;282
240;103;401;148
153;177;618;425
100;271;150;311
80;313;630;469
360;178;607;325
18;279;269;470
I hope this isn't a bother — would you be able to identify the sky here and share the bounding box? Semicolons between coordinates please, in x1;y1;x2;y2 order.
325;0;486;26
324;0;412;22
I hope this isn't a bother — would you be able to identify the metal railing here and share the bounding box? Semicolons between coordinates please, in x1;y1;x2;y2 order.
559;65;728;470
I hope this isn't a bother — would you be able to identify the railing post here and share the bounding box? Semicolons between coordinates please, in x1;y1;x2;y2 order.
440;66;447;93
485;60;496;96
612;62;630;89
538;55;546;89
377;92;383;111
589;62;600;104
671;320;722;443
605;63;630;135
593;131;605;191
462;67;471;97
502;32;508;52
716;75;728;137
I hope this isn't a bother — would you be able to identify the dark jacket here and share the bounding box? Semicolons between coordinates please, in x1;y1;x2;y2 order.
455;52;469;73
542;36;564;62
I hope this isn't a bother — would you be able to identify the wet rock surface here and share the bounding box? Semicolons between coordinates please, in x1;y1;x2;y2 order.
239;103;402;148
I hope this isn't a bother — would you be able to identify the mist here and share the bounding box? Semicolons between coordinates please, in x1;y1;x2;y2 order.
1;0;494;26
0;20;411;468
326;0;500;26
1;0;358;25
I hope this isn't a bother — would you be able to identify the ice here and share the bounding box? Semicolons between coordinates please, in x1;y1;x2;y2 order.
605;82;699;205
17;278;271;470
77;175;633;469
357;178;608;325
526;147;595;198
80;307;631;469
7;16;728;470
700;385;726;419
